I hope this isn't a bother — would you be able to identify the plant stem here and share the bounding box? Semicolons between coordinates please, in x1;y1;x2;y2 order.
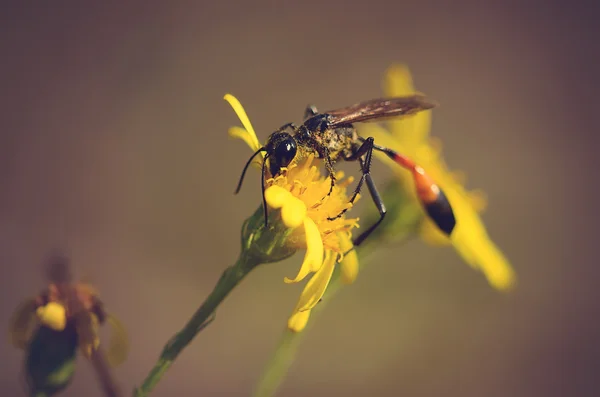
134;254;258;396
91;348;123;397
253;234;415;397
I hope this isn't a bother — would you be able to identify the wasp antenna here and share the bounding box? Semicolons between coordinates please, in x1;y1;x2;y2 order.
261;154;270;226
235;147;265;194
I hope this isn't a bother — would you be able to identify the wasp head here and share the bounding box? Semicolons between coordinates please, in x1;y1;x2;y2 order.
265;132;297;177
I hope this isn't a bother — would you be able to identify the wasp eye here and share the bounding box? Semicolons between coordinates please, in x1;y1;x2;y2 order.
274;137;297;168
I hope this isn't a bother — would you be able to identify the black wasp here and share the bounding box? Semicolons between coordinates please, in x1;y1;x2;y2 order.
235;95;457;247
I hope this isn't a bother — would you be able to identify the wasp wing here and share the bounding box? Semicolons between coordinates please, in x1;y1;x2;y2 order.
324;95;437;126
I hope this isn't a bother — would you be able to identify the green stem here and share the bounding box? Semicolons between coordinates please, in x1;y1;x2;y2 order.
134;254;259;396
252;269;346;397
253;233;416;397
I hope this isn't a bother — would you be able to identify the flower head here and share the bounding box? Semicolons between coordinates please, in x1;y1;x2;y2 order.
358;65;516;290
9;281;129;366
225;94;360;332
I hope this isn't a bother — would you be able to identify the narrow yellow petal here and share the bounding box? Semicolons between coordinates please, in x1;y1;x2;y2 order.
384;64;415;97
264;185;292;209
338;233;359;284
224;94;261;152
382;64;432;150
296;251;336;312
434;182;516;290
228;127;264;161
284;218;323;283
36;302;67;331
287;309;311;333
304;218;324;272
452;225;517;291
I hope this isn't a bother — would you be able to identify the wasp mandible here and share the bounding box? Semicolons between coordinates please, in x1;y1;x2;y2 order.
235;95;456;247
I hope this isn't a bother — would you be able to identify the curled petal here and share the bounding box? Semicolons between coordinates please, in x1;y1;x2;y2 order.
36;302;67;331
288;309;311;333
224;94;261;152
338;233;359;284
265;185;292;210
265;186;307;228
296;251;336;312
284;218;323;283
281;198;307;228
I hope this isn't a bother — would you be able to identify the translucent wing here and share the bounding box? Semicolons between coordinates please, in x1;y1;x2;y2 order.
105;314;129;367
324;95;437;127
8;298;38;349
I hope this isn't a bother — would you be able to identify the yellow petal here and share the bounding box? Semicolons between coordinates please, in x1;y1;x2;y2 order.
429;182;515;290
36;302;67;331
265;185;292;209
281;198;307;228
296;251;337;312
382;64;432;150
384;64;416;97
8;298;38;349
452;221;516;291
105;314;129;367
224;94;261;152
284;218;323;283
304;217;324;272
420;217;453;246
338;233;359;284
287;309;311;333
228;127;264;163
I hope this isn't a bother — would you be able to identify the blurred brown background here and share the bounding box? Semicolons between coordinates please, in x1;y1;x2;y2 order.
1;1;598;396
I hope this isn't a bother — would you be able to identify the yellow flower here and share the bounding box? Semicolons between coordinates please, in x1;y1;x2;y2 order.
225;94;360;332
358;65;516;290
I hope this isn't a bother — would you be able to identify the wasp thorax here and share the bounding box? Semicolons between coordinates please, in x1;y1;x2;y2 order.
266;132;297;176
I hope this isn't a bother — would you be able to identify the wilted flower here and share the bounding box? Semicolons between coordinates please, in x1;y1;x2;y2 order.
9;280;128;395
225;94;360;332
358;65;516;290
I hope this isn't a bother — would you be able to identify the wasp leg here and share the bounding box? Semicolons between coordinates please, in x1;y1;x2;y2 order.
330;137;388;247
304;105;319;120
327;138;373;221
329;137;375;220
371;142;456;235
322;149;336;198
